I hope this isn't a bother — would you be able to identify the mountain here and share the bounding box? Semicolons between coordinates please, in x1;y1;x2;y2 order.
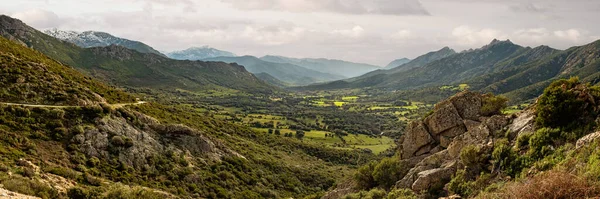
167;46;236;60
44;28;166;57
0;15;274;94
204;56;345;86
301;46;456;90
384;58;411;69
260;55;381;78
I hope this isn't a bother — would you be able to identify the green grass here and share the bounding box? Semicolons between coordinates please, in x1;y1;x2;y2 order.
334;101;346;107
342;96;359;101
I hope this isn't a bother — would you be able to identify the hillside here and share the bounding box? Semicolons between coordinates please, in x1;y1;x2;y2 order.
383;58;411;69
299;46;456;90
260;55;381;78
0;15;274;94
204;56;345;86
0;34;372;199
167;46;236;60
44;29;166;57
330;78;600;198
0;36;134;105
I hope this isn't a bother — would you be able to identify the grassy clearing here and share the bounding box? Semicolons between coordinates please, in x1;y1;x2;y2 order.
342;96;359;101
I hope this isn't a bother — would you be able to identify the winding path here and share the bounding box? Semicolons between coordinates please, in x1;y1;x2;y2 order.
0;101;146;108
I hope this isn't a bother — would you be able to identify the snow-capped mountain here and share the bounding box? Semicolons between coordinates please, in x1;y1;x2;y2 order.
43;28;165;56
166;46;236;60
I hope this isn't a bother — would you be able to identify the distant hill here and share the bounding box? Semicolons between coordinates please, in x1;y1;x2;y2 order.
384;58;411;69
254;72;290;88
44;28;166;57
204;56;345;86
0;15;274;94
303;47;456;90
167;46;236;60
260;55;381;78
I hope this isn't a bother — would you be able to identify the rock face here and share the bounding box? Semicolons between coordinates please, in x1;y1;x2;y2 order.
576;131;600;149
71;110;242;169
401;91;491;159
395;91;512;193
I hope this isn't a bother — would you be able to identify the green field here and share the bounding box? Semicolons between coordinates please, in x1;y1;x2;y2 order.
252;128;394;154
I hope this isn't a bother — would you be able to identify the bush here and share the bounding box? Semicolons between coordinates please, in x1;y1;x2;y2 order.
460;145;487;174
342;188;387;199
528;128;562;159
372;157;406;190
480;93;508;116
535;77;599;131
354;161;377;189
386;188;417;199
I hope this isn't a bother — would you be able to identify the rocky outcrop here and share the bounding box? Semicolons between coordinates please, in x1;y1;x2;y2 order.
71;110;242;169
400;91;490;159
395;91;514;193
576;131;600;149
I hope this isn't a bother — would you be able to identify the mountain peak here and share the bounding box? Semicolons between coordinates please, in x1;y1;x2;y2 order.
488;38;513;46
167;47;236;60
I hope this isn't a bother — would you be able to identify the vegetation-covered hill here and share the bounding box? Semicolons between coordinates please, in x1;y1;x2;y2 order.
166;46;236;60
383;58;410;69
0;34;377;199
44;29;166;57
204;56;345;86
0;36;135;105
0;15;275;94
329;78;600;198
260;55;382;78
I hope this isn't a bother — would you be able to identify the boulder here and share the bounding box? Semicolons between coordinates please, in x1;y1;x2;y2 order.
426;102;464;135
411;167;454;192
447;125;491;158
576;131;600;149
449;91;483;120
508;109;535;139
483;115;509;134
401;121;435;158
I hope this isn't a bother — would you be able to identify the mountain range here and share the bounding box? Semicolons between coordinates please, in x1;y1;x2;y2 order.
0;15;274;94
300;39;600;103
260;55;381;78
203;56;345;86
44;29;166;57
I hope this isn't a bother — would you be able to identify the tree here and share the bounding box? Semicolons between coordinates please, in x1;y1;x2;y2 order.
295;130;305;140
268;129;273;134
275;129;281;136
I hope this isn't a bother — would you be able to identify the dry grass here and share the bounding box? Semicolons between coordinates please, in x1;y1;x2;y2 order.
478;170;600;199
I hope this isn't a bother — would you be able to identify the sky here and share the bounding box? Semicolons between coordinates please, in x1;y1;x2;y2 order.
2;0;600;66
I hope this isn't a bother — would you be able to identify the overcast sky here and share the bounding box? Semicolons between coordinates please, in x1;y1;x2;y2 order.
2;0;600;66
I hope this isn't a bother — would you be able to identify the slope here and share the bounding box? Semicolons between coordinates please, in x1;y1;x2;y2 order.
44;29;166;57
0;34;371;199
0;36;135;105
204;56;345;86
260;55;381;78
383;58;411;69
298;46;456;90
0;15;274;94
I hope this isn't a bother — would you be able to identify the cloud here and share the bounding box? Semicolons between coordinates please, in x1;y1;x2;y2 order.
11;9;63;29
220;0;429;15
451;25;505;46
509;2;546;13
554;29;582;42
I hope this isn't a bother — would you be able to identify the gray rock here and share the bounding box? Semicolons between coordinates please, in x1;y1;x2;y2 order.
426;101;464;135
401;121;435;158
449;91;483;121
576;131;600;149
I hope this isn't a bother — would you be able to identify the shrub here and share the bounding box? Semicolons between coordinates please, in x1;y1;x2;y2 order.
448;169;492;197
342;188;387;199
386;188;417;199
480;93;508;116
372;157;406;190
460;145;487;172
354;161;377;189
528;128;562;159
535;77;599;131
